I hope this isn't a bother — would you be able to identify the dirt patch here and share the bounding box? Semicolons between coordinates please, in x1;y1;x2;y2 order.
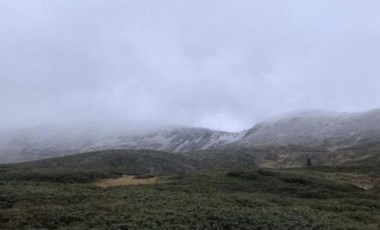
95;175;158;188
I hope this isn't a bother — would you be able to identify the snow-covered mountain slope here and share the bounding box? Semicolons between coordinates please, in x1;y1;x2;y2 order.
0;126;245;163
91;127;245;153
239;108;380;147
2;108;380;163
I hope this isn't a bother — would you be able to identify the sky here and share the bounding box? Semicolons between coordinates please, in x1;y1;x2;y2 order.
0;0;380;132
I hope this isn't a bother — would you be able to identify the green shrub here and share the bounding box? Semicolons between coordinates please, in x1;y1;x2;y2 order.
226;170;244;177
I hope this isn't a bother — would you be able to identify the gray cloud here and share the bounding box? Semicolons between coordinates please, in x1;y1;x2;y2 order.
1;0;380;131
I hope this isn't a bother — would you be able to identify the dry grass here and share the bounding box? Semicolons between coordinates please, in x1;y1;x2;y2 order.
323;172;379;191
95;175;158;188
260;154;301;168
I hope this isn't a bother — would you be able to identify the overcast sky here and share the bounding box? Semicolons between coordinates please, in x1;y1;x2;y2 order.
1;1;380;132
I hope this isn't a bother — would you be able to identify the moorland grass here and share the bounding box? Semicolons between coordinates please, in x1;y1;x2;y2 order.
0;165;379;229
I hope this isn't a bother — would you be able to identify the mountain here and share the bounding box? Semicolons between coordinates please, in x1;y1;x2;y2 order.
90;127;245;153
239;109;380;148
2;108;380;164
0;126;245;163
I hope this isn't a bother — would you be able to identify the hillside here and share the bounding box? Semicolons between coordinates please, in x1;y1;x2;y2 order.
15;149;257;175
92;127;244;153
240;109;380;147
0;126;244;163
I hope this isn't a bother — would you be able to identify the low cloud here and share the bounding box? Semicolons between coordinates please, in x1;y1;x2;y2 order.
1;0;379;131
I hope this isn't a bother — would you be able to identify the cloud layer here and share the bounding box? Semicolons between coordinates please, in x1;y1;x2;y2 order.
1;0;380;131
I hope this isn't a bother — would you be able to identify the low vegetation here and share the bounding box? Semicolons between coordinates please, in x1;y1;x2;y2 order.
0;162;379;229
17;149;258;174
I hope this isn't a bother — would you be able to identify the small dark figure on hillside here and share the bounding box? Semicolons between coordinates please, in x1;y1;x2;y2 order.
306;157;312;167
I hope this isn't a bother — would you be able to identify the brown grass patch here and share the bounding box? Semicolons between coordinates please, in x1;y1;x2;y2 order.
323;172;379;191
95;175;158;188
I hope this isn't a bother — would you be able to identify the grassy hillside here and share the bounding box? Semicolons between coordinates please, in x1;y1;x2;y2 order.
203;140;380;168
18;150;199;175
13;149;258;175
0;163;379;229
0;147;379;229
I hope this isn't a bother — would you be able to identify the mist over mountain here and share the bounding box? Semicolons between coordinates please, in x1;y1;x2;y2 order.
2;108;380;163
1;2;380;229
2;1;380;133
0;124;245;163
0;0;380;164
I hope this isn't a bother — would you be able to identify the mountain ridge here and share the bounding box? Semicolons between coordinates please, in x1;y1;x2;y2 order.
1;108;380;163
